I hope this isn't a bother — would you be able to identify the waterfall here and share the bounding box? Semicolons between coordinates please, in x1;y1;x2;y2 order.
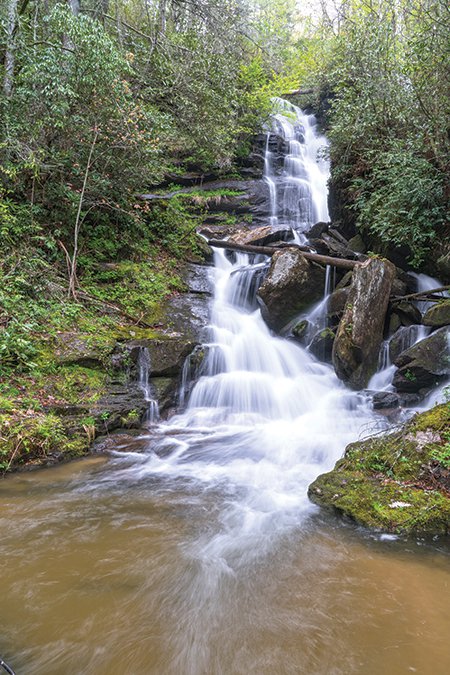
137;346;159;424
115;102;381;553
265;97;330;240
409;272;449;313
84;103;393;673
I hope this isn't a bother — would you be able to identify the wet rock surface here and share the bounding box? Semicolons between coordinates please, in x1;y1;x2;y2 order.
392;326;450;394
332;258;396;389
371;391;400;410
182;264;213;295
227;225;293;247
257;249;325;332
422;300;450;328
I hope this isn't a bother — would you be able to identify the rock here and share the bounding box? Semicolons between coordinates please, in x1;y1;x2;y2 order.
308;403;450;535
309;328;335;362
291;319;310;341
437;253;450;280
392;326;450;393
150;377;179;415
372;391;400;410
228;225;293;247
198;223;240;240
90;382;148;433
388;312;402;335
327;287;349;318
335;271;353;290
306;221;329;239
315;232;356;259
257;249;325;332
391;276;408;297
53;332;113;368
161;292;210;342
332;258;396;389
422;300;450;328
389;325;428;363
395;300;422;326
187;236;214;264
348;234;366;254
397;392;423;407
129;337;197;377
182;264;213;295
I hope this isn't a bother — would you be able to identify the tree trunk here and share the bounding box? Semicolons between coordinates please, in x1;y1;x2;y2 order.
3;0;19;97
68;0;80;16
68;127;99;298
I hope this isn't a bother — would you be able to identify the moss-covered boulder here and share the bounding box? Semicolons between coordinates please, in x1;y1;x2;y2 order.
308;404;450;535
422;300;450;328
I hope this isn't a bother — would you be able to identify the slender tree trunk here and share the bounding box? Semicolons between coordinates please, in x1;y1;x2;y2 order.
159;0;167;36
4;0;19;97
68;0;80;16
68;127;99;299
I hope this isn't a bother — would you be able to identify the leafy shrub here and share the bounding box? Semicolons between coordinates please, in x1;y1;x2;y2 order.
352;149;446;266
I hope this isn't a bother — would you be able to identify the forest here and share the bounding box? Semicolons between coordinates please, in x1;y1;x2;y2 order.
0;0;448;465
1;2;450;673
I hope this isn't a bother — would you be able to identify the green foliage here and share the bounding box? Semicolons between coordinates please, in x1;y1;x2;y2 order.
0;319;37;373
318;0;449;267
431;436;450;470
0;411;68;471
84;255;185;321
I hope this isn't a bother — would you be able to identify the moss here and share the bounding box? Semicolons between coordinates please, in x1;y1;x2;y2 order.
412;404;450;433
309;403;450;535
114;326;161;341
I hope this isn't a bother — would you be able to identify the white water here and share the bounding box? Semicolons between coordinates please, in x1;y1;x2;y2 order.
4;102;450;675
368;325;431;391
93;102;394;671
369;271;448;391
409;272;449;313
266;97;330;239
137;346;159;424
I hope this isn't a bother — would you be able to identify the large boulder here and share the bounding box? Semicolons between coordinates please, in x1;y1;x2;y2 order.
256;249;325;332
392;326;450;393
332;258;396;389
308;404;450;536
422;300;450;328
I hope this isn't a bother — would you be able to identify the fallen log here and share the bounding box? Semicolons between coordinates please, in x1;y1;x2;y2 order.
207;239;358;270
391;286;450;303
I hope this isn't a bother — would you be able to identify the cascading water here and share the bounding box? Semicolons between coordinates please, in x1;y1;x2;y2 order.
368;325;431;392
3;101;450;675
368;271;448;391
265;98;330;241
137;346;159;424
99;102;388;671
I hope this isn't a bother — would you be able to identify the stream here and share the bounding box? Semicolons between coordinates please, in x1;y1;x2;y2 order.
1;101;449;675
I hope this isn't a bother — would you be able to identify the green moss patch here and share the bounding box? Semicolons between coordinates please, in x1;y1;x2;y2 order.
308;403;450;535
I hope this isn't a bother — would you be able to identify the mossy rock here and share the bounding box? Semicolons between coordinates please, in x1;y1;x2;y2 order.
52;332;117;369
308;403;450;535
422;300;450;328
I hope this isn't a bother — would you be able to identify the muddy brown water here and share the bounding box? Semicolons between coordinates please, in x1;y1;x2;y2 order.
1;454;449;675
